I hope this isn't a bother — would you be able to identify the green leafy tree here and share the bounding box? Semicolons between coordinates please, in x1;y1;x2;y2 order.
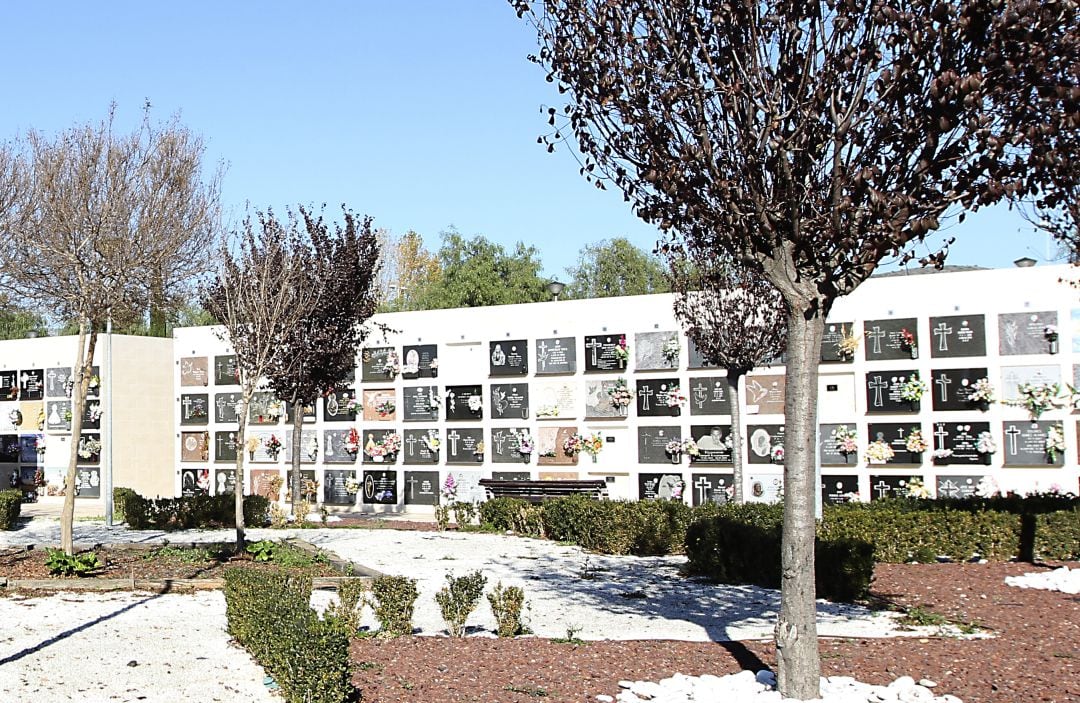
564;237;670;299
414;229;548;309
377;229;441;312
0;296;47;340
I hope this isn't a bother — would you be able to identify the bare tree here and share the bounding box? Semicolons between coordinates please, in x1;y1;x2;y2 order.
260;206;382;518
512;0;1074;695
0;107;221;554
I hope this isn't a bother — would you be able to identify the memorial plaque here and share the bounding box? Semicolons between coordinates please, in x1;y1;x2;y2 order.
286;469;318;502
445;385;484;421
999;311;1057;356
869;475;922;501
362;388;397;422
690;472;735;506
403;470;440;505
535;337;576;375
214;355;240;386
821;322;856;363
490;427;532;464
45;367;72;398
639;471;685;501
180;431;209;462
930;368;989;411
537;426;579;466
746;473;783;503
446;470;486;503
637;426;681;464
214;392;243;424
445;427;485;464
821;475;860;504
361;430;400;465
323;428;359;464
863;318;919;361
84;366;102;400
936;475;981;499
0;435;18;463
214;469;236;495
744;374;785;415
865;370;920;413
492;471;531;481
931;421;991;466
1001;365;1061;402
636;378;681;418
0;371;16;400
45;400;72;431
250;469;282;500
180;468;210;497
0;405;16;433
746;424;785;465
688;376;729;416
249;391;283;425
214;431;239;463
74;466;101;498
819;423;860;466
19;436;38;463
361;347;396;382
867;422;923;465
284;401;316;424
585;379;629;419
18;370;44;401
1002;420;1062;466
929;314;986;358
18;401;40;432
402;344;438;379
402;385;440;422
283;429;318;464
80;400;101;430
534;380;576;419
635;331;680;371
490;383;529;420
583;333;628;373
688;425;733;465
323;469;357;505
688;340;720;369
322;389;358;423
489;340;528;376
402;429;440;465
180;356;210;387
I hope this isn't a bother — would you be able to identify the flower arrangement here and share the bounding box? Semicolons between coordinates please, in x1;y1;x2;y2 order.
516;432;534;456
613;335;630;363
265;400;284;419
562;434;584;457
900;374;927;403
245;436;260;457
305;435;319;460
580;433;604;459
838;326;861;358
425;432;441;453
473;441;486;457
442;473;458;502
35;435;46;455
662;336;680;363
344;477;361;495
264;434;282;459
88;375;101;391
426;390;441;410
976;431;996;455
665;439;683;456
384;350;401;376
1011;382;1064;420
665;386;687;408
681;438;700;457
968;378;995;405
900;328;917;350
429;358;439;371
7;409;21;425
905;476;931;499
343;395;360;414
537;405;560;417
975;475;1000;498
831;425;859;455
375;398;396;417
904;428;928;453
341;428;360;455
608;378;634;409
1044;324;1058;341
87;403;103;422
866;440;895;463
34;468;45;488
381;432;402;456
931;448;953;461
467;395;483;413
77;436;102;460
669;479;685;501
1046;424;1066;462
771;445;785;463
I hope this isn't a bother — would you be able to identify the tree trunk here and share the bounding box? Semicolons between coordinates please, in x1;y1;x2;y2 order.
148;271;167;338
290;391;304;517
726;370;745;503
61;319;97;555
233;395;249;551
774;300;825;700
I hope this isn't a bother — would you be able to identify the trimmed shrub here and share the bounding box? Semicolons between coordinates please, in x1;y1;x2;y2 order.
112;487;138;524
121;491;269;531
223;568;354;703
435;571;487;637
488;582;527;637
0;489;22;530
324;578;368;635
479;497;544;536
1036;506;1080;561
370;575;418;638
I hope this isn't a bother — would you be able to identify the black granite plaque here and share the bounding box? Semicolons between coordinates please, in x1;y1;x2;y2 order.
445;385;483;421
821;475;860;504
865;370;921;413
490;427;532;464
489;340;528;376
359;430;398;465
636;378;681;417
361;347;396;382
214;469;237;495
84;366;102;399
687;340;720;369
819;423;860;466
690;472;735;506
869;475;922;501
999;311;1057;356
585;379;629;419
746;424;785;465
402;344;438;379
323;429;359;464
688;376;729;416
46;400;73;431
820;322;856;363
637;426;681;464
73;466;100;498
490;383;529;420
286;469;318;502
445;427;485;464
323;469;357;505
45;367;72;398
403;470;440;505
214;431;240;463
492;471;531;481
639;471;685;501
931;421;991;466
19;436;38;463
0;435;18;463
76;433;101;464
214;355;240;386
583;334;628;373
930;368;989;411
402;429;440;465
401;386;440;422
1003;420;1062;466
215;392;242;424
322;389;358;423
635;331;680;371
535;337;576;375
936;475;982;499
81;400;101;430
0;371;16;400
180;468;209;498
867;423;923;465
284;401;316;424
863;318;919;361
929;315;986;358
19;370;44;401
688;425;734;465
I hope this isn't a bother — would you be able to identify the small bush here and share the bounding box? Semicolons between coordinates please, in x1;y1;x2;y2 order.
0;489;22;530
434;571;487;637
479;497;544;536
121;491;269;531
451;501;478;527
370;575;418;638
112;487;138;524
324;578;367;636
487;582;527;637
45;548;101;577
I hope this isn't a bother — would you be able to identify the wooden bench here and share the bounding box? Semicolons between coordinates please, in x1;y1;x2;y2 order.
478;479;608;503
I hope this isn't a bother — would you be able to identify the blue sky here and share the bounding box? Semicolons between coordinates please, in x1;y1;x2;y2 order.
2;2;1058;280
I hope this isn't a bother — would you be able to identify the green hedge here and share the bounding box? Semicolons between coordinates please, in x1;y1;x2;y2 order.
113;487;138;524
223;568;354;703
0;489;22;530
119;489;270;531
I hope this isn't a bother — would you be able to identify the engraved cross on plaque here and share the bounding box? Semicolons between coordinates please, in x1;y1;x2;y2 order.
867;326;886;355
638;385;655;411
406;474;420;499
492;430;508;454
1004;424;1022;454
873;480;892;499
692;382;709;408
447;430;461;456
935;373;952;402
537;341;549;370
181;396;193;419
869;376;889;407
586;337;604;366
405;435;418;456
694;476;711;504
934;424;950;450
939;479;960;498
933;322;953;352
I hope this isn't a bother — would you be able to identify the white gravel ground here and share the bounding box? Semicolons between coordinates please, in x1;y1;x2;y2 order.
1004;565;1080;594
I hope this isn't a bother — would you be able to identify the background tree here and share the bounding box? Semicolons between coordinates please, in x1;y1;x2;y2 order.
377;229;441;312
261;206;382;518
0;295;48;340
514;1;1072;695
564;237;670;299
0;107;221;554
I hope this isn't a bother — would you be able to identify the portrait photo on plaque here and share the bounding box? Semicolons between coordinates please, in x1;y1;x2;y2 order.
401;344;438;379
445;385;484;421
489;339;528;376
688;425;733;464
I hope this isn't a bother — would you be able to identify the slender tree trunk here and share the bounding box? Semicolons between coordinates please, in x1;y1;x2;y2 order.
774;300;825;700
233;394;250;551
290;391;303;517
149;271;167;338
726;370;745;503
61;319;97;555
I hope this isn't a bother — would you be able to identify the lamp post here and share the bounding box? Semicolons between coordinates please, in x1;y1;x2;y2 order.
546;280;565;302
104;308;114;526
